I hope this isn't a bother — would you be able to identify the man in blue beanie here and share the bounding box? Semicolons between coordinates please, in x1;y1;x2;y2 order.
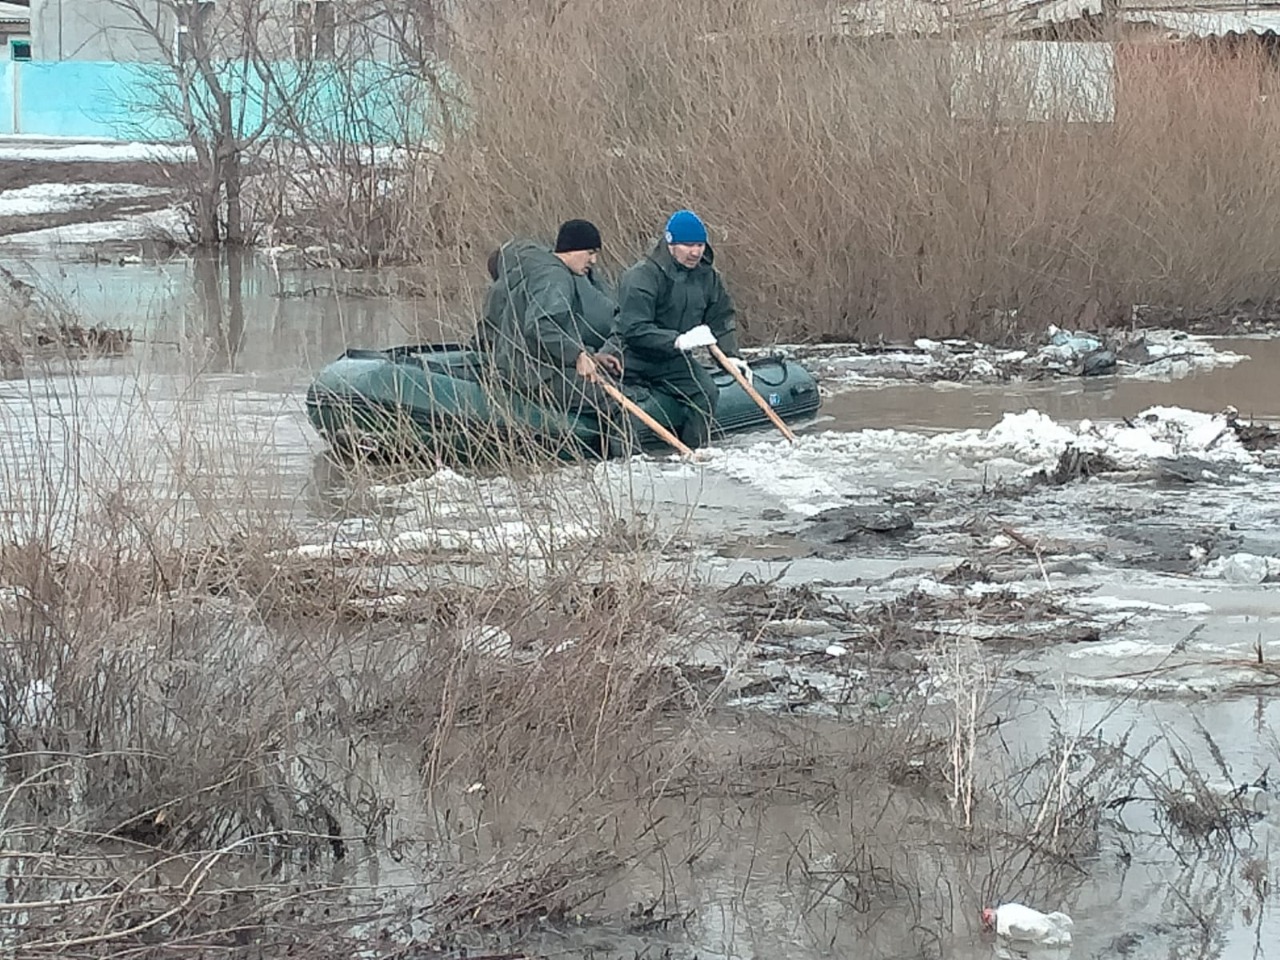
614;209;749;449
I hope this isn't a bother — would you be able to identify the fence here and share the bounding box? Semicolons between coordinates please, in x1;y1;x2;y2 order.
0;59;453;143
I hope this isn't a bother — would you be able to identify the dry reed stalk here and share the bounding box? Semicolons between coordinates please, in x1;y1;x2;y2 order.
424;1;1280;341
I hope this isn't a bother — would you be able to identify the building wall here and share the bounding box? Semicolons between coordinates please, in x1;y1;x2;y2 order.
31;0;172;61
2;27;31;58
0;61;160;135
29;0;428;63
0;57;454;140
950;41;1116;123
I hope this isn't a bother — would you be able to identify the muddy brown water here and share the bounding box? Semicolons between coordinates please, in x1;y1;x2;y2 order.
817;336;1280;432
3;251;1280;959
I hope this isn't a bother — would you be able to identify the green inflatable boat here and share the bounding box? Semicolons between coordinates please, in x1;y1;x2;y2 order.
305;342;822;465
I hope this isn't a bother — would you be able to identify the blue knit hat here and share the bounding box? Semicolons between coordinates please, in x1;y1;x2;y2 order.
664;209;708;245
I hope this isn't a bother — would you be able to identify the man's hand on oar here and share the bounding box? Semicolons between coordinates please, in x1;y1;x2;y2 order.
724;355;753;385
575;350;600;382
595;352;623;379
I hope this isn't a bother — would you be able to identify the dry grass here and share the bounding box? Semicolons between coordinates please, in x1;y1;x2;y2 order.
417;0;1280;341
0;356;1102;956
0;344;704;953
1;290;1275;953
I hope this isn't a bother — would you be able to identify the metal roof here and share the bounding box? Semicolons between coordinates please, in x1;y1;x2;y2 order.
0;2;30;26
821;0;1280;37
1123;7;1280;35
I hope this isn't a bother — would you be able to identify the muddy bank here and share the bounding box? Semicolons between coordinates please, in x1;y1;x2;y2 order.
0;159;186;193
0;160;186;243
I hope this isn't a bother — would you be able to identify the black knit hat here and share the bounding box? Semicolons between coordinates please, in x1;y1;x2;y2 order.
554;219;602;253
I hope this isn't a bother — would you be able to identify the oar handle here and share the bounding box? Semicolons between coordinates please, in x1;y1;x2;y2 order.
709;344;797;443
596;377;695;458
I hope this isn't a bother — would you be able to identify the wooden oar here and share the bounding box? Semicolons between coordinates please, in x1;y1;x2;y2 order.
596;377;695;458
708;344;797;443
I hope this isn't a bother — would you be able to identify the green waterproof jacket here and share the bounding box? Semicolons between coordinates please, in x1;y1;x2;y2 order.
614;241;741;376
473;276;508;353
491;239;621;389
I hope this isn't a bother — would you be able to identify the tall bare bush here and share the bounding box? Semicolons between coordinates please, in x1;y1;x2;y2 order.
431;0;1280;340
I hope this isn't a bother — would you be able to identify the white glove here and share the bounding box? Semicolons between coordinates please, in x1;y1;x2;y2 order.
674;324;717;351
726;356;753;384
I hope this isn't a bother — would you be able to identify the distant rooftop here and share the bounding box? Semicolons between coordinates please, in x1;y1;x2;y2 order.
808;0;1280;37
0;1;30;26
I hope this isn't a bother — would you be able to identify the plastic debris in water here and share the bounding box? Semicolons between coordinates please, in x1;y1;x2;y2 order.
980;902;1074;946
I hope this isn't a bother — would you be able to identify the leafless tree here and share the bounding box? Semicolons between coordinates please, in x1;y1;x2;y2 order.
103;0;289;245
104;0;459;262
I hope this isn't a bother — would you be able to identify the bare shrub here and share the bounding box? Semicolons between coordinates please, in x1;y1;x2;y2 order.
429;0;1280;340
0;345;702;953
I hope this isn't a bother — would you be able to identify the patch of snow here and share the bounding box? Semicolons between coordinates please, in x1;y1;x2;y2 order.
1200;552;1280;584
692;405;1256;517
768;617;839;637
1064;639;1173;659
281;517;596;561
0;207;187;246
1073;595;1214;616
0;140;195;164
4;678;56;730
916;577;960;599
754;328;1246;391
1064;670;1276;695
0;182;167;218
460;624;513;658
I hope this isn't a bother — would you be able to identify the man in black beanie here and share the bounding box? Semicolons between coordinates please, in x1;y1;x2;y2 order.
489;218;635;456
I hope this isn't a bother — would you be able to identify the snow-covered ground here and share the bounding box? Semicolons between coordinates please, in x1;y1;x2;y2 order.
756;328;1249;389
0;208;187;246
675;405;1263;518
0;135;422;167
0;182;169;218
0;139;195;164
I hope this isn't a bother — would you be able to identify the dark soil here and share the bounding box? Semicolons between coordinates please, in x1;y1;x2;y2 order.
1233;420;1280;452
0;159;186;192
0;159;185;239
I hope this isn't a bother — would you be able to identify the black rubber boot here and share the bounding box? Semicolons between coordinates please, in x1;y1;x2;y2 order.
678;412;712;450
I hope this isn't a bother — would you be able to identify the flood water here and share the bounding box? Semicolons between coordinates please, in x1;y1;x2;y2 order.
817;336;1280;431
4;250;1280;959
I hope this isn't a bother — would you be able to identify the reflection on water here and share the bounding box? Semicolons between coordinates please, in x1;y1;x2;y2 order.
164;698;1280;960
8;249;1279;434
2;250;486;376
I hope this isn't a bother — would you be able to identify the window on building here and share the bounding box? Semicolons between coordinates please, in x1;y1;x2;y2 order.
9;39;32;62
294;1;336;60
177;0;216;62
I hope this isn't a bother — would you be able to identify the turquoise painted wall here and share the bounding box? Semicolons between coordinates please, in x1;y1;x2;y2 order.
0;60;458;143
